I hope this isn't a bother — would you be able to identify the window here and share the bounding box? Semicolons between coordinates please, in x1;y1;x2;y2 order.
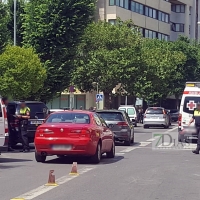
109;0;115;5
46;113;90;124
116;0;119;6
139;4;143;14
149;8;153;17
108;19;116;25
153;9;157;19
171;23;184;32
131;1;135;12
124;0;129;9
127;108;135;115
97;112;124;121
183;97;200;114
119;0;124;7
171;4;185;13
146;108;163;114
135;2;139;13
93;114;102;126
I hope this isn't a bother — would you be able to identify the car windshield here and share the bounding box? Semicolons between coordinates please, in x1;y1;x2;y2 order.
46;112;90;124
183;97;200;114
97;112;124;121
146;108;163;114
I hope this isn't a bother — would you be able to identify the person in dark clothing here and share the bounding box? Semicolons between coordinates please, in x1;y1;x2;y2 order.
189;102;200;154
16;101;31;152
2;97;15;152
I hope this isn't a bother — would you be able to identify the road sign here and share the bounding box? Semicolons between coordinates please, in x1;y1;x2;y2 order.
96;94;103;101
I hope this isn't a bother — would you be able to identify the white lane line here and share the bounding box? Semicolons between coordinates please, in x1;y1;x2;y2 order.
11;167;95;200
120;147;136;153
138;142;151;147
146;138;156;142
115;153;125;156
157;142;174;148
166;126;178;133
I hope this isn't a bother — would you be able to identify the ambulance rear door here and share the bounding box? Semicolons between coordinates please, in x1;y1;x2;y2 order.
179;82;200;130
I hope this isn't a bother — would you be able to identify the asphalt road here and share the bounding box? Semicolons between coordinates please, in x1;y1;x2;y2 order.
1;123;200;200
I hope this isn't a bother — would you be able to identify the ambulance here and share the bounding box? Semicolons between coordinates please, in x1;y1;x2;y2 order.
178;82;200;141
0;97;8;154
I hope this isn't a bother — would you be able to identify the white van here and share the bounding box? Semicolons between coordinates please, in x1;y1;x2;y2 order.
118;105;138;127
178;82;200;141
0;98;8;153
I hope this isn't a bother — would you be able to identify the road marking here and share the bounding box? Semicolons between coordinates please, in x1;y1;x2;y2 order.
146;138;156;142
138;142;151;147
165;126;178;133
115;153;125;156
11;167;95;200
120;147;136;153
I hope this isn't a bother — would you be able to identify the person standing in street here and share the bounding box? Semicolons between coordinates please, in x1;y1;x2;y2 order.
17;101;30;152
2;97;15;151
189;102;200;154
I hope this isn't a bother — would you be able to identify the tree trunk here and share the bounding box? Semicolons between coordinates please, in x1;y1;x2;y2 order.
104;91;111;109
175;94;180;109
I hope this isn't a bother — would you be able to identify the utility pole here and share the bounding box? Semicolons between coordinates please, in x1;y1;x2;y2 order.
14;0;17;46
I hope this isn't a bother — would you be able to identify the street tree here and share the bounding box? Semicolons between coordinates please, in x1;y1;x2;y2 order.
22;0;96;102
168;36;200;107
0;2;9;53
0;46;46;99
125;38;186;105
72;19;143;108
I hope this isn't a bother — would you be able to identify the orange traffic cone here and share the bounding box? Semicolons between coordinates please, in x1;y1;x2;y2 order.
69;162;79;176
45;170;58;186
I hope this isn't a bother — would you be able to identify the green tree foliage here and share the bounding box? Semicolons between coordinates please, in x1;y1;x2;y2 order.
22;0;96;102
168;36;200;101
72;19;143;108
133;38;186;103
0;46;46;99
7;0;26;46
0;2;9;52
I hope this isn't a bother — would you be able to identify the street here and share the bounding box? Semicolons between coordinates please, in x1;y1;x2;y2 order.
1;123;200;200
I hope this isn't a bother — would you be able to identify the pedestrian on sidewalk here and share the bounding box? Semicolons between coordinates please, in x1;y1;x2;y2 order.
189;102;200;154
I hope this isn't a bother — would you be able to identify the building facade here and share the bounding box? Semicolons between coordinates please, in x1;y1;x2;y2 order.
96;0;200;41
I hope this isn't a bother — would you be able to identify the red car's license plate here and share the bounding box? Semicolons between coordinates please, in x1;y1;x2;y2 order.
52;145;72;151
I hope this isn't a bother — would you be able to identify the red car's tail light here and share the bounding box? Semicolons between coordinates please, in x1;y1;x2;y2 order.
37;129;54;134
70;129;91;136
117;122;128;126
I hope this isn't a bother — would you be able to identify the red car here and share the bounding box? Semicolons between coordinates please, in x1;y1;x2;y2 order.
34;110;115;163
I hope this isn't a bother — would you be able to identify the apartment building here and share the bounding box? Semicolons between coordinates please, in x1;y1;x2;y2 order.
96;0;200;41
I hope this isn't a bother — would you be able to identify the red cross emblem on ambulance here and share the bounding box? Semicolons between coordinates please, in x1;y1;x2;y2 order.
187;101;196;110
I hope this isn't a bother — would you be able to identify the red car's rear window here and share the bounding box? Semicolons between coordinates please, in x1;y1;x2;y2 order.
46;112;90;124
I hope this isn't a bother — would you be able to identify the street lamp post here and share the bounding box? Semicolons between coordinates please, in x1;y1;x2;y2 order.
14;0;17;46
96;82;99;109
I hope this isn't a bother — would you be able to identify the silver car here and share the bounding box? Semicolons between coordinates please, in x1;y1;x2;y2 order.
96;110;134;146
143;107;170;129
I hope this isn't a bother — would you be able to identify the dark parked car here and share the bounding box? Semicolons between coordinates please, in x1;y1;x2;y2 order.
169;109;179;122
96;110;134;146
7;101;48;146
